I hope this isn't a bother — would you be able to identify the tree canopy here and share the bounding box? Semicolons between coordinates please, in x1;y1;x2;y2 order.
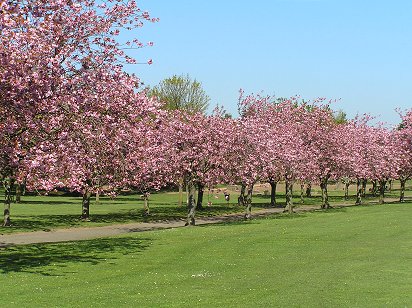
150;74;210;114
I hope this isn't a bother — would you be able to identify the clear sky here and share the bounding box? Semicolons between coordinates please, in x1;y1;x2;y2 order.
129;0;412;126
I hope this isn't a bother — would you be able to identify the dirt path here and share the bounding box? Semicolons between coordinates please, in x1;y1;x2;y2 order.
0;200;398;247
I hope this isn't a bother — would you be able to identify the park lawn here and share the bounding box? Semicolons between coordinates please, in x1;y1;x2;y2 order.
0;191;245;234
1;202;412;307
0;181;410;234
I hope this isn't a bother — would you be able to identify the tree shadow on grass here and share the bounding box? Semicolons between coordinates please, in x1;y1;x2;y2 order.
19;200;80;205
203;205;352;228
2;215;84;233
0;237;152;275
264;212;309;220
196;205;244;215
197;211;310;229
91;207;187;223
251;202;275;208
4;211;169;233
2;205;247;233
197;218;259;229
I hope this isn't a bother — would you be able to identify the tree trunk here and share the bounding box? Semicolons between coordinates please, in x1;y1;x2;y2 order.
305;183;312;197
400;178;406;202
269;180;277;207
344;182;350;200
342;177;351;200
81;189;91;221
300;182;305;204
22;180;26;196
95;180;100;204
361;179;367;197
4;196;11;227
15;182;22;203
185;180;197;226
196;183;204;210
244;184;254;219
143;197;149;215
371;180;377;196
388;179;393;192
284;180;294;213
178;177;183;207
320;177;330;209
3;178;14;226
185;183;189;206
378;179;387;204
238;184;246;207
141;192;150;216
95;190;100;205
356;178;362;205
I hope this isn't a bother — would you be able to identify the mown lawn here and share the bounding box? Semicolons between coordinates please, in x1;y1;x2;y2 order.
1;202;412;307
0;181;410;234
0;191;244;233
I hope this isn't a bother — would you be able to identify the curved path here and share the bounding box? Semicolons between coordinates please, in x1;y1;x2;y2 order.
0;208;289;247
0;200;399;247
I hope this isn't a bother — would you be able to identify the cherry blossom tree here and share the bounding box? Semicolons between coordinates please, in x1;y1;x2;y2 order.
394;109;412;202
22;89;162;220
161;110;236;225
368;126;400;203
225;91;274;218
124;107;173;215
300;102;348;209
343;117;400;204
233;92;316;215
340;117;372;204
1;0;157;225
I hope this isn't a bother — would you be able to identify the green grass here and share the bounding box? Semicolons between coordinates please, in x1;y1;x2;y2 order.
1;202;412;307
1;181;411;234
0;191;247;234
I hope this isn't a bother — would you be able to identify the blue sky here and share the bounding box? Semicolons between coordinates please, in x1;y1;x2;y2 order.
128;0;412;125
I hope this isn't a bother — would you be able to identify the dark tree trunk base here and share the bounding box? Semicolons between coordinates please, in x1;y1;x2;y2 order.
355;178;362;205
371;180;377;196
143;194;150;216
269;180;277;207
238;184;246;207
186;180;197;226
244;184;254;219
196;183;204;210
3;207;11;227
399;179;406;203
306;183;312;197
284;180;293;214
185;218;195;226
15;183;22;203
81;189;91;221
300;183;305;204
378;179;387;204
344;183;350;200
361;179;367;198
320;177;330;209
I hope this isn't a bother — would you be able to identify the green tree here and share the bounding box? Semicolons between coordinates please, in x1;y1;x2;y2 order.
333;109;348;124
150;75;210;208
150;74;210;114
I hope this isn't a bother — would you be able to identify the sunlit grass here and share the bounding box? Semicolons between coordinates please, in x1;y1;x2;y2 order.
0;180;410;234
0;191;246;234
1;202;411;307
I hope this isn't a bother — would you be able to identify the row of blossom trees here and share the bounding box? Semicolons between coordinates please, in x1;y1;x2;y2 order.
13;92;412;226
2;1;411;227
226;94;412;216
